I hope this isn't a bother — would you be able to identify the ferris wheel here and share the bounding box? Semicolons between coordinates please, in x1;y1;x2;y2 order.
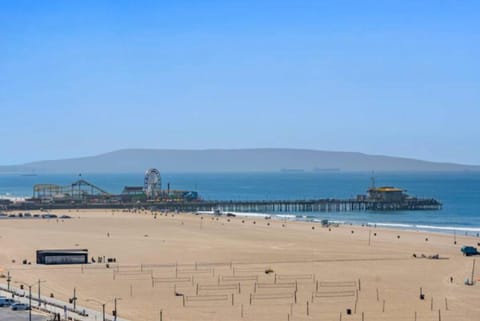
144;168;161;199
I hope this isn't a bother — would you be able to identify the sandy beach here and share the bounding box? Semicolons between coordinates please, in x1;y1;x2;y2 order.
1;209;479;321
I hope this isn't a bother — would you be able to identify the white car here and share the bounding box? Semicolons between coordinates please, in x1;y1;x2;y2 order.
0;298;15;307
11;303;30;310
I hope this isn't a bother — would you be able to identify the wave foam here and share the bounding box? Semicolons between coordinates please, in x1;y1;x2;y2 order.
369;222;480;233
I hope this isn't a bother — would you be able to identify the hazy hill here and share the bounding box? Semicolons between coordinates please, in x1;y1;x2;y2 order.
0;149;479;173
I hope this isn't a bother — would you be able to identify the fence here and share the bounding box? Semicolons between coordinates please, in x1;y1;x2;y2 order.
183;294;234;307
196;283;241;295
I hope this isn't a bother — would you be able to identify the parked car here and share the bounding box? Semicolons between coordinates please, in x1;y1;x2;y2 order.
461;246;479;256
0;297;8;307
0;298;15;307
41;214;58;219
11;303;30;310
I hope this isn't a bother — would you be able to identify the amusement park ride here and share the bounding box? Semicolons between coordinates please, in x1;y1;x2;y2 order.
144;168;161;199
31;168;198;204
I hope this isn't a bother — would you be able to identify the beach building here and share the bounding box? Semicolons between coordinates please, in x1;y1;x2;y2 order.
167;190;199;201
367;186;406;202
121;186;147;201
36;249;88;265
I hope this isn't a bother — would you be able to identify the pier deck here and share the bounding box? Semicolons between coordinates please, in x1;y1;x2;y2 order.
154;198;442;212
4;198;442;212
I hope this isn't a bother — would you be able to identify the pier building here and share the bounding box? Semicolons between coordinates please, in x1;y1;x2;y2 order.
36;249;89;265
366;186;406;202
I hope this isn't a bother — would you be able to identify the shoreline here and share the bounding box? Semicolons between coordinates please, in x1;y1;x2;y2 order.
197;210;480;243
3;207;480;237
191;210;480;237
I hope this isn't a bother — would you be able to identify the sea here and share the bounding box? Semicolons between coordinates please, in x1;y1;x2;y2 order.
1;172;479;235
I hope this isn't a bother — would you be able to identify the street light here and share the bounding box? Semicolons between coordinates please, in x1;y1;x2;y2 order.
6;271;11;290
86;298;106;321
14;281;33;321
69;287;78;310
37;279;46;307
114;297;122;321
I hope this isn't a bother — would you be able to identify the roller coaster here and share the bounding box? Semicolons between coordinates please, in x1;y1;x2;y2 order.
33;179;110;201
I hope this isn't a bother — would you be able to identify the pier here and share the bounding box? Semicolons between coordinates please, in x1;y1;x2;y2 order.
4;197;442;212
148;198;442;212
1;173;442;213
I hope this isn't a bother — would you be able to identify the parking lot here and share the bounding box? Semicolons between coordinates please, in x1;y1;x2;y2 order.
0;308;49;321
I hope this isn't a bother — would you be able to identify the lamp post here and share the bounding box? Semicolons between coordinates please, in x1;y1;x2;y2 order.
86;298;106;321
37;279;46;307
114;297;122;321
28;285;32;321
14;281;33;321
7;271;11;290
70;287;77;310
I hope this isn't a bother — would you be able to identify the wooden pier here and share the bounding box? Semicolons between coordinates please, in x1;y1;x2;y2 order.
149;198;442;212
2;177;442;214
5;197;442;212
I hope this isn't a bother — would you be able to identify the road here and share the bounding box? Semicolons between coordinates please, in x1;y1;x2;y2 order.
1;285;129;321
0;307;49;321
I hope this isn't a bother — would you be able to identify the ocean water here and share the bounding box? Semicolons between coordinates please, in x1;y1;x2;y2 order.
1;172;479;234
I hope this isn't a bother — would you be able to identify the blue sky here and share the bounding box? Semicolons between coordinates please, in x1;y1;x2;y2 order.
0;0;479;165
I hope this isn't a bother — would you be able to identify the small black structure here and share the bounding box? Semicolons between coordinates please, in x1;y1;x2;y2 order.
36;249;88;265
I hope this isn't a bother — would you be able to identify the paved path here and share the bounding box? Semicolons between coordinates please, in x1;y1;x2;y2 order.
0;307;49;321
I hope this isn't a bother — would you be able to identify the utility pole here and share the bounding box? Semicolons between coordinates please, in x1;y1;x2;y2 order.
102;303;106;321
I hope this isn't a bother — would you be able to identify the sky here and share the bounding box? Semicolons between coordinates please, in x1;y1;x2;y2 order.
0;0;479;165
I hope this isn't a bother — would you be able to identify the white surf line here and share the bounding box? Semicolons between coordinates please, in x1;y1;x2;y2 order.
196;210;272;218
367;222;480;233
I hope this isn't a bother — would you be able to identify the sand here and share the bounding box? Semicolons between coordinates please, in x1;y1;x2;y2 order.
0;209;479;321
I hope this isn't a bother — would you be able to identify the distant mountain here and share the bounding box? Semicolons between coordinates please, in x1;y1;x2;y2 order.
0;148;479;173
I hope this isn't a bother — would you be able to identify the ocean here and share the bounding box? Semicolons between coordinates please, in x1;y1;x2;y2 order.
1;171;479;234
